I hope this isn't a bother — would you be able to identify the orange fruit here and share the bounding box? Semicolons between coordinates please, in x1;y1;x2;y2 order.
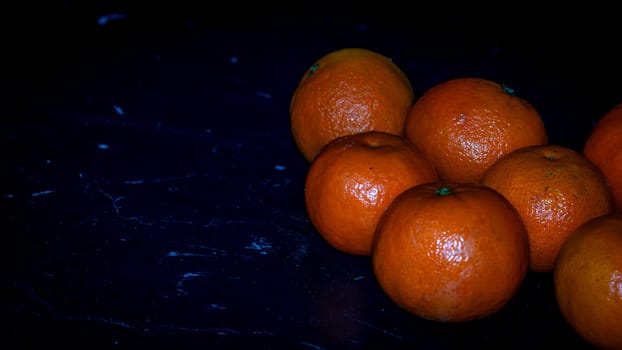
481;144;614;272
371;183;529;322
554;213;622;350
404;76;548;183
304;130;438;256
290;47;415;162
583;102;622;212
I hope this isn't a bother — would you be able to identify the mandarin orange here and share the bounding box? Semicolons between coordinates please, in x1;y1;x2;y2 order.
404;77;548;183
371;182;529;322
291;48;414;162
304;131;438;256
482;144;614;272
554;213;622;350
583;102;622;212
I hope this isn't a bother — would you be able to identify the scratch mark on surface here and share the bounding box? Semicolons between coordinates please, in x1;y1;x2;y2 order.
346;316;406;340
1;282;55;311
166;251;206;258
208;303;227;310
347;316;407;340
112;104;125;116
179;272;208;281
160;218;193;225
2;194;15;198
353;276;364;281
176;272;209;295
124;179;144;185
123;216;154;226
68;316;133;329
256;90;272;99
244;236;273;255
31;190;56;197
98;189;124;216
165;248;228;259
53;316;274;337
123;172;202;185
97;13;128;26
300;342;326;350
203;218;256;228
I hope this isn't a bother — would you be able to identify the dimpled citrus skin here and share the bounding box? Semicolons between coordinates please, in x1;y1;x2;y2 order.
482;144;614;272
404;77;548;183
304;131;438;256
371;183;529;322
290;48;415;162
554;213;622;350
583;102;622;212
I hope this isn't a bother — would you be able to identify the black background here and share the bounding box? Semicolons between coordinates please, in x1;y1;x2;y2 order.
2;1;620;349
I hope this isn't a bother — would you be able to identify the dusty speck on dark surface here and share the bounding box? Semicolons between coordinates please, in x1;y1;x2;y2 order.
1;2;619;349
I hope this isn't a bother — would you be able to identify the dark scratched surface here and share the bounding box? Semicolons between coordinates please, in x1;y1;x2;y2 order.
2;2;620;349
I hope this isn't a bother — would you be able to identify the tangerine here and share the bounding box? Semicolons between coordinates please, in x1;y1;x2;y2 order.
583;102;622;212
290;48;415;162
554;213;622;350
371;182;529;322
404;77;548;183
304;131;438;256
482;144;614;272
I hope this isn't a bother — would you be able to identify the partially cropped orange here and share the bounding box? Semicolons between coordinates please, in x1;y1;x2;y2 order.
482;144;614;272
404;77;548;183
583;102;622;212
290;48;415;162
304;131;438;256
371;183;529;322
554;213;622;350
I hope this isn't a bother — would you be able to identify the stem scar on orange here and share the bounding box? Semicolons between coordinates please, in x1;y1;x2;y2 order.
371;182;529;322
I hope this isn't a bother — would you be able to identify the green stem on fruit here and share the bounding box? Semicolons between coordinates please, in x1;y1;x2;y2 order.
307;63;319;78
501;83;515;96
436;187;452;196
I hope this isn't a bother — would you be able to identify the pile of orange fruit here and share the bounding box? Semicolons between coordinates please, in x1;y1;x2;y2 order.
290;47;622;348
